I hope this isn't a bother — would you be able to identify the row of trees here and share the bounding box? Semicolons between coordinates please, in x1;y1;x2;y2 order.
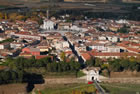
5;56;52;69
0;12;43;24
5;56;82;72
86;57;140;77
0;12;25;20
47;61;81;72
109;58;140;72
0;56;82;84
51;8;140;21
0;55;82;85
0;70;24;84
86;56;140;72
86;57;102;68
0;57;44;85
0;56;54;85
0;68;44;87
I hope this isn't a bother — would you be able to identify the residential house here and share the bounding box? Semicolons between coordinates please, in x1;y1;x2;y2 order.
0;43;10;49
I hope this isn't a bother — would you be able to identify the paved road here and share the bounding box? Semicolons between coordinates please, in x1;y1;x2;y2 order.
94;81;106;94
63;36;85;64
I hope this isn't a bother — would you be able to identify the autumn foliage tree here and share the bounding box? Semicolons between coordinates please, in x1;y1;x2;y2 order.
9;13;18;21
0;12;4;19
60;52;66;62
16;15;26;21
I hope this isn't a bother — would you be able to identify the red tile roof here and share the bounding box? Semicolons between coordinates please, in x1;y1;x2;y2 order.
16;31;31;35
127;48;140;53
65;51;73;54
20;52;31;55
35;55;48;59
81;53;91;60
35;55;53;60
91;52;137;57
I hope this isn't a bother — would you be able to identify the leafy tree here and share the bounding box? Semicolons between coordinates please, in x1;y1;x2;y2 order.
4;13;8;20
60;52;66;62
0;12;4;19
117;25;129;33
17;70;24;82
16;15;26;21
108;58;140;72
14;57;26;70
95;58;102;67
101;64;109;70
3;71;10;83
46;63;53;72
9;13;18;21
120;59;130;70
58;63;62;72
11;71;17;82
52;63;58;72
86;57;95;67
112;62;123;72
0;70;22;84
0;76;2;84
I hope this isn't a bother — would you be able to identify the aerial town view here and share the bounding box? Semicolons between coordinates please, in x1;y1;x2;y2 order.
0;0;140;94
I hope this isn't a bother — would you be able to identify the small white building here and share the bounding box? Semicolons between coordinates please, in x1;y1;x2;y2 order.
53;41;69;50
42;20;55;30
98;36;107;40
70;25;80;31
0;37;5;41
107;36;119;42
105;46;121;53
116;19;129;24
83;67;100;82
62;41;69;48
10;42;24;49
89;43;107;52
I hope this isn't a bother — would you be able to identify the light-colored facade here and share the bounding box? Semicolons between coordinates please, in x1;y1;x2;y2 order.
0;43;10;49
82;67;100;82
42;20;55;30
87;70;100;81
89;44;107;52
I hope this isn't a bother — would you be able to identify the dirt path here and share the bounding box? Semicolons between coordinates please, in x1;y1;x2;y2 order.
0;83;28;94
101;77;140;84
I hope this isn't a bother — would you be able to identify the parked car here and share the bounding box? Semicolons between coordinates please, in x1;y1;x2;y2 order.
88;81;94;84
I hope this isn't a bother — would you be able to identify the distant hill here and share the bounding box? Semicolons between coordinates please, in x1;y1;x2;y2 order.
122;0;140;3
64;0;107;3
0;0;140;6
0;0;63;4
64;0;140;3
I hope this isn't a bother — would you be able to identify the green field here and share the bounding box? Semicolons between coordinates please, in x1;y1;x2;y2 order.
101;83;140;94
34;83;96;94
